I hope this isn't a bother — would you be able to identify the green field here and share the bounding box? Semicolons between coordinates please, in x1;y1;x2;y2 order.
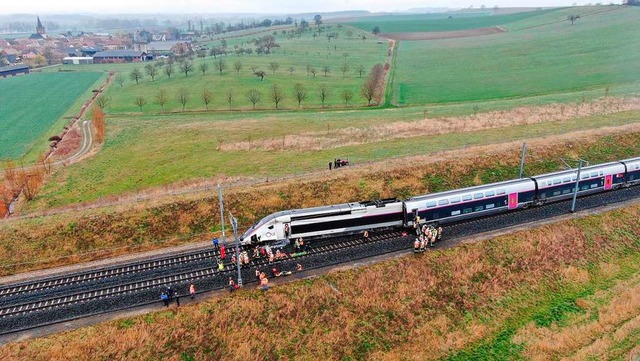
393;6;640;105
56;26;387;113
345;9;556;33
0;72;103;160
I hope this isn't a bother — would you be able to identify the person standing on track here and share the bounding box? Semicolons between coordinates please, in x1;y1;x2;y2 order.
189;283;196;300
160;292;169;307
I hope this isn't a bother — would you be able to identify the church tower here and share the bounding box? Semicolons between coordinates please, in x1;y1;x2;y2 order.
36;16;45;35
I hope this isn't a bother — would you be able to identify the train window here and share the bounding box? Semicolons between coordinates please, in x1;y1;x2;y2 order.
426;201;437;208
600;171;604;176
474;205;484;212
474;193;484;199
553;191;561;196
553;179;561;185
591;183;598;188
486;203;495;209
451;210;461;216
562;177;571;183
462;195;472;201
486;191;495;197
590;172;598;177
463;208;472;214
635;165;639;170
450;197;461;203
268;225;274;229
438;199;449;206
497;189;506;195
571;175;577;181
581;173;589;179
547;181;553;186
562;189;571;194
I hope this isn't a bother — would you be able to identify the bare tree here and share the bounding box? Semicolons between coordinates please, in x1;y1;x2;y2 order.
361;80;376;106
288;66;295;75
356;65;365;78
310;67;317;78
198;62;209;75
318;84;330;107
340;63;349;77
164;63;174;79
270;84;284;109
214;58;226;74
95;96;110;109
115;74;125;87
567;14;580;25
177;88;189;110
254;70;266;81
201;89;213;109
145;64;158;81
226;89;234;109
247;89;261;109
155;89;169;111
322;65;330;77
341;89;354;106
233;60;242;74
180;61;194;77
293;83;307;107
129;68;143;84
134;96;147;111
372;26;381;36
269;61;280;74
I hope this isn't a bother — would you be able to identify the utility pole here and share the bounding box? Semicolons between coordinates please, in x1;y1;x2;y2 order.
571;159;584;213
218;184;226;244
519;143;527;178
229;212;242;287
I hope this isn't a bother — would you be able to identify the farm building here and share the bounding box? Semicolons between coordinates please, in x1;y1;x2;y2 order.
62;57;94;65
92;50;149;64
0;65;29;78
139;41;192;56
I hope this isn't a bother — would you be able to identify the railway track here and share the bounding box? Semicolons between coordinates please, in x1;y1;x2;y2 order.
0;185;639;336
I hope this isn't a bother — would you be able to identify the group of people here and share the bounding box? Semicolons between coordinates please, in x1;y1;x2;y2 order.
160;283;197;307
413;223;443;253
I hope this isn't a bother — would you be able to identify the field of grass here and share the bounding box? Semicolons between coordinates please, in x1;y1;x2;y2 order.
345;8;556;33
0;72;103;161
53;26;387;113
1;202;638;360
393;6;640;105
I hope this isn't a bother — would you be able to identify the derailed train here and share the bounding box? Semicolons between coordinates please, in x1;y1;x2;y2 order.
240;157;640;245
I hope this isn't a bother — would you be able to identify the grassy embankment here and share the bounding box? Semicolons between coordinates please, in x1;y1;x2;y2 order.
393;6;640;104
1;201;638;360
26;99;640;210
1;130;639;276
0;72;104;162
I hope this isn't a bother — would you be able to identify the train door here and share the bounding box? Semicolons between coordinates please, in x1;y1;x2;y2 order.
604;174;613;190
508;193;518;209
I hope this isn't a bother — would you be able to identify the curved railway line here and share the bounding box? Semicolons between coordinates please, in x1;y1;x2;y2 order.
0;185;639;338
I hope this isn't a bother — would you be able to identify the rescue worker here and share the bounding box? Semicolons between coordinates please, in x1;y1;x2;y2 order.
261;275;269;293
363;230;369;238
414;238;421;253
166;285;174;302
228;277;236;293
220;244;226;259
271;267;282;277
437;227;443;242
284;224;290;238
217;258;224;272
231;254;237;266
160;292;169;307
420;234;426;252
296;263;303;271
431;227;439;247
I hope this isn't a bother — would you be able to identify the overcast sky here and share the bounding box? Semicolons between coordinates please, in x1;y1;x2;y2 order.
6;0;600;15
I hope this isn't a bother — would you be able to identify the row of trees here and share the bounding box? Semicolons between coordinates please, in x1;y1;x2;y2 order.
124;59;369;87
129;83;361;112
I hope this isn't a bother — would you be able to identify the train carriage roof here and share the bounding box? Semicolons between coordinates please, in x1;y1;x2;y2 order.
406;177;535;202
